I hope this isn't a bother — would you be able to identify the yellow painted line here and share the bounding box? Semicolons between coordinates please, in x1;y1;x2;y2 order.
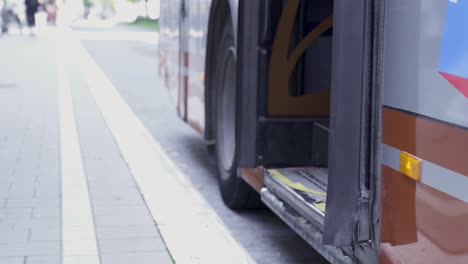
268;170;327;197
313;203;326;213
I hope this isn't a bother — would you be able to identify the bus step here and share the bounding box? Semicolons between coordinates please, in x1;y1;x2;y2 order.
264;168;328;229
260;188;353;264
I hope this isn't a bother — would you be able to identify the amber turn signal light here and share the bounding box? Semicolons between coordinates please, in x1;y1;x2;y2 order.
399;151;421;181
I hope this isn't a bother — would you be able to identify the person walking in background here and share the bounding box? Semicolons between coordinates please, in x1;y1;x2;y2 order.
44;0;56;25
24;0;39;34
1;0;22;35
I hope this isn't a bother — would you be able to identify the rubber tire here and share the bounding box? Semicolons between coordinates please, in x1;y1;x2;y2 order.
213;13;261;210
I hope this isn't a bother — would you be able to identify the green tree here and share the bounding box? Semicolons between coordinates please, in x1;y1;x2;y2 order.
83;0;93;8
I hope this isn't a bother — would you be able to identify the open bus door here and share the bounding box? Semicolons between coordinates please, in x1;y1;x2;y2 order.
237;0;384;262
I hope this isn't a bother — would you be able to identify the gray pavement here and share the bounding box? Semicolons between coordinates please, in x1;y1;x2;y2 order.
0;32;172;264
68;53;172;264
81;31;328;263
0;26;329;264
0;35;62;263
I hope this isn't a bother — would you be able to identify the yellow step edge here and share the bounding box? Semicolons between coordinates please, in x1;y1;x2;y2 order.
268;169;327;197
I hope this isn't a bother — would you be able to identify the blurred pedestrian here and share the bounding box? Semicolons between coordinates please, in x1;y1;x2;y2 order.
1;0;22;35
83;0;92;20
24;0;39;33
44;0;56;25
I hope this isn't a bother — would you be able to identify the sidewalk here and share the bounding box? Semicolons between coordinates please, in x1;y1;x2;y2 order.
0;34;62;264
0;30;251;264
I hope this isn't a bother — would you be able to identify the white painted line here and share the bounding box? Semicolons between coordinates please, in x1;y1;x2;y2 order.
69;34;254;264
57;32;101;264
74;30;159;44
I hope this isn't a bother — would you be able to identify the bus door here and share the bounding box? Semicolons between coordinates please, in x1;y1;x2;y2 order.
237;0;384;262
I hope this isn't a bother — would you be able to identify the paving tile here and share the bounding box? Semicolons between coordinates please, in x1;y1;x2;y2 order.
26;255;61;264
13;168;41;178
0;161;16;169
0;208;32;219
0;171;16;179
4;185;36;196
87;187;141;198
0;178;15;184
30;225;61;241
7;215;60;227
6;198;60;208
10;217;60;232
94;212;154;227
96;225;160;239
35;175;61;185
101;252;173;264
0;184;11;192
0;230;29;243
0;241;60;257
8;185;36;194
0;189;35;199
91;204;149;216
0;223;15;230
85;168;131;180
34;188;61;198
10;183;61;192
0;257;24;264
87;180;136;188
86;177;135;186
98;238;167;253
32;207;60;218
90;196;144;207
2;177;36;186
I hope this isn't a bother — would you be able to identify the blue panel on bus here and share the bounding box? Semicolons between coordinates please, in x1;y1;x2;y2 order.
438;0;468;97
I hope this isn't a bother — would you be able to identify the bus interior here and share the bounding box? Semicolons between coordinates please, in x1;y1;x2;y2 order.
262;0;334;224
248;0;376;244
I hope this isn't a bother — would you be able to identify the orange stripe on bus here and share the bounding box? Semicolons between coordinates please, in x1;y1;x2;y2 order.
381;165;468;263
383;107;468;177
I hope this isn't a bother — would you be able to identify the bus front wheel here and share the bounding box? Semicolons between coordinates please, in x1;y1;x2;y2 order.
213;12;261;210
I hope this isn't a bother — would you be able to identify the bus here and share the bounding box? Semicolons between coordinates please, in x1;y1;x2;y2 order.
158;0;468;263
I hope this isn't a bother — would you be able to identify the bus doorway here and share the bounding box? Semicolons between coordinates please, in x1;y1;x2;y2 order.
236;0;382;262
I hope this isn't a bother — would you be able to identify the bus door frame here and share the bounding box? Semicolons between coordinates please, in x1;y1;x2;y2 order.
324;0;384;262
237;0;384;262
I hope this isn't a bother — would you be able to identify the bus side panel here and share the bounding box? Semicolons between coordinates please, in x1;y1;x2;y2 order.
161;0;239;135
381;0;468;263
159;0;182;112
185;0;212;134
184;0;239;135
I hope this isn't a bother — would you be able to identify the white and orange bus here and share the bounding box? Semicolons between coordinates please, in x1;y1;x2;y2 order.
159;0;468;263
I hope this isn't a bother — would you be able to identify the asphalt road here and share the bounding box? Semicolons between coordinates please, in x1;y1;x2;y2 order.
80;28;329;264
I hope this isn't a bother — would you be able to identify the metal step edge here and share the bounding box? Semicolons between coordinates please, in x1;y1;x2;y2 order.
261;188;354;264
264;171;325;228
